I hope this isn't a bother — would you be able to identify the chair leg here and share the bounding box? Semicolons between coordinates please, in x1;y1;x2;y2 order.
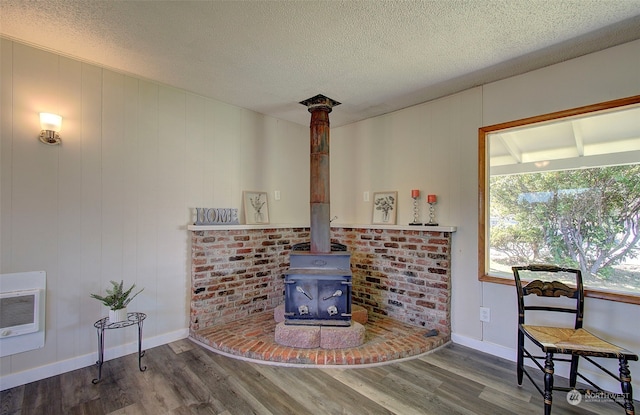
517;330;524;385
544;352;554;415
619;357;635;415
569;355;579;388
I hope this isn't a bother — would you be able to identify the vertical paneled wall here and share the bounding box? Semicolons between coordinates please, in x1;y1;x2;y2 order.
331;88;484;340
3;35;639;391
479;39;640;391
0;40;308;384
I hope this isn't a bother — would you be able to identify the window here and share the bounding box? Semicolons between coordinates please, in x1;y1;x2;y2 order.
479;95;640;304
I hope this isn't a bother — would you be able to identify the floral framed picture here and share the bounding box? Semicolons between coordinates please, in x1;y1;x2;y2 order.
372;191;397;225
243;191;270;224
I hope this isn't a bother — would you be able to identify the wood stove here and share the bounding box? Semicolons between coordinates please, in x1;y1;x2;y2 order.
284;244;351;326
283;95;353;327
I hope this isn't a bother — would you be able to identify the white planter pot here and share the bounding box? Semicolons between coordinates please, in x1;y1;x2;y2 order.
109;308;128;323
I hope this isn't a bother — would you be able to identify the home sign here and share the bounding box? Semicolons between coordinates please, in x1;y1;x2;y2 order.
194;208;239;225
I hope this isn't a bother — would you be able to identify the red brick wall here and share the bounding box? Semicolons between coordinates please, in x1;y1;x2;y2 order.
190;227;452;335
335;228;452;335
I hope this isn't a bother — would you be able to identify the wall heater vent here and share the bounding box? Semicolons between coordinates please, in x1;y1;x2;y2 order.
0;271;46;357
0;289;41;338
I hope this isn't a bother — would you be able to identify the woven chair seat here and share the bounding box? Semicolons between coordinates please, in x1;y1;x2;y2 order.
521;325;636;358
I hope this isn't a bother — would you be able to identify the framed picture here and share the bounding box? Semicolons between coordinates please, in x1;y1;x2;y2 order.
243;191;270;224
372;191;397;225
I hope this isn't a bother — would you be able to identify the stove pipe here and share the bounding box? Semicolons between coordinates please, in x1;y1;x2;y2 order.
299;95;341;253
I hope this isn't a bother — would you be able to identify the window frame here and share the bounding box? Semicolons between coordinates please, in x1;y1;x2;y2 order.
478;94;640;305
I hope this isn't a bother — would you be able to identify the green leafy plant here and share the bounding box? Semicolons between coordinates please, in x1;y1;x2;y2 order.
90;280;143;310
490;164;640;288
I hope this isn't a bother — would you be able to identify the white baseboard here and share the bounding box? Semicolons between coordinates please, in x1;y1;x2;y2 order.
451;333;516;362
0;328;188;391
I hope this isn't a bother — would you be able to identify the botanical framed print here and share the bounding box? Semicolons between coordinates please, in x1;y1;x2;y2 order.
243;191;269;224
372;191;397;224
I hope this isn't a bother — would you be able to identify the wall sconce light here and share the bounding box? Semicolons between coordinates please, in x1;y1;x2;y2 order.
39;113;62;145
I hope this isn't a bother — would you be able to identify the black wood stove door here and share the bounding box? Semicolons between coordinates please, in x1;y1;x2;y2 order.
284;274;351;326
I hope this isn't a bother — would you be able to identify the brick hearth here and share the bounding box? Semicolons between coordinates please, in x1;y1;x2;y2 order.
189;225;454;365
192;310;448;366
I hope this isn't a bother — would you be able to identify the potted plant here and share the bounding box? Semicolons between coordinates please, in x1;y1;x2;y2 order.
90;280;143;323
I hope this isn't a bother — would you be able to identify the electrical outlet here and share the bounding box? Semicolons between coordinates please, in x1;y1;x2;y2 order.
363;191;369;202
480;307;491;323
274;190;281;201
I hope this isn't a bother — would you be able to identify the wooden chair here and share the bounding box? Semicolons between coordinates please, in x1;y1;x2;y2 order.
512;264;638;414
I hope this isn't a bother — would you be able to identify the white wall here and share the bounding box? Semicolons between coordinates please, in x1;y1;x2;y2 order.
331;89;484;341
0;39;308;389
479;39;640;390
332;39;640;392
2;36;639;392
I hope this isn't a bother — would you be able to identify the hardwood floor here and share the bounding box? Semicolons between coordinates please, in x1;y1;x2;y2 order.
1;339;634;415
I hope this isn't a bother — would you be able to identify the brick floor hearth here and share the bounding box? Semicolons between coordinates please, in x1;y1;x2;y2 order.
190;310;450;366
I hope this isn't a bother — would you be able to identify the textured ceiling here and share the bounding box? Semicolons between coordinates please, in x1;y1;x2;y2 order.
2;0;640;127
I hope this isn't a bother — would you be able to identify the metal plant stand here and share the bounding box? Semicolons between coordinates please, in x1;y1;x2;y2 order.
92;312;147;384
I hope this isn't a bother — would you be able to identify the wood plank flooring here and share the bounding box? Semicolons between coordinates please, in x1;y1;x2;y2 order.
1;339;634;415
